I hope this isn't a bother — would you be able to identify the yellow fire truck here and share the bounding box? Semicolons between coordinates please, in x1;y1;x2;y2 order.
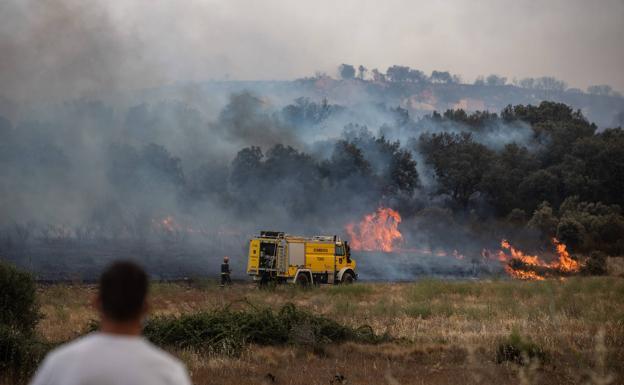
246;231;357;285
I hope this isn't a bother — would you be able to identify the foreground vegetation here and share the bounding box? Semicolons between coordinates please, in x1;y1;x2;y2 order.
0;275;617;384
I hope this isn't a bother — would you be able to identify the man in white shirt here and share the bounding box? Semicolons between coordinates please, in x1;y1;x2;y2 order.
30;261;192;385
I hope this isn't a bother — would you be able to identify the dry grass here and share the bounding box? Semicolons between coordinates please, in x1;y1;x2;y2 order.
33;277;624;384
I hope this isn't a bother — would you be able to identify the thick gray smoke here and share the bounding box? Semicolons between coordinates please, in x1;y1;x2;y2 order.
0;85;555;280
2;0;624;108
1;0;623;280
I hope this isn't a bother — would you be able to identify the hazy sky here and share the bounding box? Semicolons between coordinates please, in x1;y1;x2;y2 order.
1;0;623;101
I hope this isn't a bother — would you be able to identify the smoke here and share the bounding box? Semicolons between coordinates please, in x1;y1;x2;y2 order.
1;0;622;280
0;0;146;107
0;83;543;280
2;0;623;110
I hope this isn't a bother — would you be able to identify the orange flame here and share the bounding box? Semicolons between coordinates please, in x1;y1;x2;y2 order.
153;216;182;233
553;239;580;273
346;207;403;252
497;238;582;280
151;216;242;238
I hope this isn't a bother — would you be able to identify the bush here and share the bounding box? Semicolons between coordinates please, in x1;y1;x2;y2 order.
0;261;40;335
556;217;586;250
582;251;608;276
0;262;48;381
496;330;546;365
143;303;385;356
0;325;50;380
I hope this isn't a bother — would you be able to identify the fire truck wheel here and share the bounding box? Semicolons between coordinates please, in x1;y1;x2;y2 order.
341;272;354;284
296;273;310;287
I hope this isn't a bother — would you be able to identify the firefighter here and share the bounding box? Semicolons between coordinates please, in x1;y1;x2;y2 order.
220;256;232;286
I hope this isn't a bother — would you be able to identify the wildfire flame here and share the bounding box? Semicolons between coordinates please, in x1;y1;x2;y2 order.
151;216;242;238
497;238;582;280
155;216;182;233
345;206;582;281
346;207;403;252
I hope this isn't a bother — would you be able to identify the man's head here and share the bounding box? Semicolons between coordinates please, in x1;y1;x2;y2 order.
97;261;148;330
223;256;229;263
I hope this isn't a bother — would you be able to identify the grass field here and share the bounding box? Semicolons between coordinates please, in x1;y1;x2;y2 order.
33;278;624;384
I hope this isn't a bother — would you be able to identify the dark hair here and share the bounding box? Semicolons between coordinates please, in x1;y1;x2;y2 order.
98;261;148;322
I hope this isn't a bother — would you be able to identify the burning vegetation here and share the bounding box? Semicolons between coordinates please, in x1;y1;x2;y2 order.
345;207;403;252
497;238;583;280
346;206;584;281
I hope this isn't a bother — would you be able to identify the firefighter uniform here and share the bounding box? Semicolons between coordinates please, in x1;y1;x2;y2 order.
221;260;232;286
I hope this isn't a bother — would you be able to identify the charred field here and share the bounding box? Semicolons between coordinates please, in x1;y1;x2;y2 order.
11;278;618;385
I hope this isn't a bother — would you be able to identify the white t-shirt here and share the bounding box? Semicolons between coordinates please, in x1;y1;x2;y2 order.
30;332;192;385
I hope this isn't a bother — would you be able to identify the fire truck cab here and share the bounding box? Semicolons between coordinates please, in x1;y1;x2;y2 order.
246;231;357;285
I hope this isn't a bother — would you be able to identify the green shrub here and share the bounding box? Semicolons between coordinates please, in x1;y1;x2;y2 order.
0;324;50;381
496;330;546;365
0;261;40;335
143;303;386;356
0;262;49;381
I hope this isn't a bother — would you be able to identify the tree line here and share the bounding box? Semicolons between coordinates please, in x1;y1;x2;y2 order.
334;63;621;96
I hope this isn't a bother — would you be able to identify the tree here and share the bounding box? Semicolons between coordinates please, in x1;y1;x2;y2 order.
326;141;371;180
357;65;367;80
556;217;586;250
388;149;420;194
107;143;184;193
263;144;317;178
482;143;537;215
0;262;39;335
230;146;263;189
187;162;229;199
407;69;427;83
527;201;558;238
431;70;453;84
572;129;624;206
518;78;535;89
229;144;324;217
281;97;344;126
338;64;356;80
500;102;596;167
486;74;507;86
386;65;411;82
474;76;485;86
558;196;624;254
587;84;613;96
518;170;560;211
418;132;493;208
216;91;294;148
534;76;566;92
371;68;386;82
141;143;185;187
